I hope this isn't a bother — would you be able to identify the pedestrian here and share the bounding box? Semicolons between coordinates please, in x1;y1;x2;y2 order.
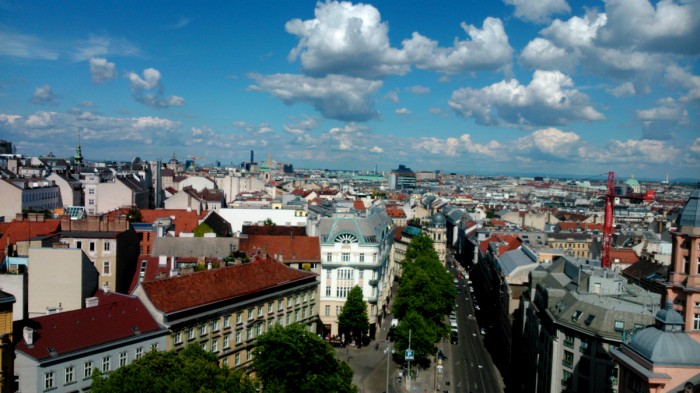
375;343;379;351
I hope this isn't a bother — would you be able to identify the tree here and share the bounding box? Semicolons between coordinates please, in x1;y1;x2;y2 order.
403;233;439;265
125;208;142;223
263;218;276;226
338;286;369;346
91;345;257;393
393;310;438;360
253;323;356;393
194;222;214;237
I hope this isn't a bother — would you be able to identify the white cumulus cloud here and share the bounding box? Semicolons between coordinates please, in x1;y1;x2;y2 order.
30;84;58;106
448;70;604;128
249;73;382;121
126;68;185;108
504;0;571;23
89;58;116;83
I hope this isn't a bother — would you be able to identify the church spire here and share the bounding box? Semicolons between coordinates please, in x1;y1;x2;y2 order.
73;130;84;166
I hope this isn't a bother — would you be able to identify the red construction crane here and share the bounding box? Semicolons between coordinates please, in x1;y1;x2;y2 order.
601;171;615;269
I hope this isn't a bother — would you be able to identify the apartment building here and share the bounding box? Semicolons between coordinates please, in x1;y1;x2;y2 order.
133;259;319;370
0;178;60;221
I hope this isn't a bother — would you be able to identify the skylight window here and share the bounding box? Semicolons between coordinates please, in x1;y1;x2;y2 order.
584;314;596;325
572;310;583;322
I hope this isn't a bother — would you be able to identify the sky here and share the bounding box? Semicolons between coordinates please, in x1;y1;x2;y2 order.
0;0;698;180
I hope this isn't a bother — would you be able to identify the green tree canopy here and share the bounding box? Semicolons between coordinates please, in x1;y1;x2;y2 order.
194;222;214;237
253;323;356;393
263;218;276;226
393;310;438;359
338;286;369;345
91;345;257;393
403;233;439;265
126;208;142;223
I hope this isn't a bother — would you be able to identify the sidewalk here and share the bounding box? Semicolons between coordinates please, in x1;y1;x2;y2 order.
336;314;440;393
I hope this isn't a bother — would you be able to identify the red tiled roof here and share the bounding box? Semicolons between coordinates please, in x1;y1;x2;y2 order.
580;223;604;232
140;259;317;314
479;233;521;256
106;208;205;236
490;219;506;227
127;255;173;293
558;222;578;231
354;200;366;211
239;235;320;261
0;219;61;260
386;208;406;218
15;293;162;361
394;226;406;241
610;249;639;265
242;225;307;236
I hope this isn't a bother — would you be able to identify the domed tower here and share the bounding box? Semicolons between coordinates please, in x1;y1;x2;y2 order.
428;211;447;266
666;187;700;343
612;303;700;392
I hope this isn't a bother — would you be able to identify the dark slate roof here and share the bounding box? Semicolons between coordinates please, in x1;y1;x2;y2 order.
140;259;317;314
676;188;700;228
15;293;162;361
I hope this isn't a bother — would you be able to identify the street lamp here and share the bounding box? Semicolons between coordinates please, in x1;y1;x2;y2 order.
384;341;394;393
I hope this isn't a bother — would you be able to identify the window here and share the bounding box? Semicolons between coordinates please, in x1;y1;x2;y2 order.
200;324;207;335
579;337;589;353
188;328;195;340
563;351;573;368
247;309;254;320
359;269;364;279
258;305;263;317
89;242;95;252
76;241;82;249
88;189;95;195
212;339;219;353
337;269;353;280
268;303;274;313
83;361;93;380
102;260;111;275
694;313;700;330
224;316;231;328
104;242;111;251
342;253;350;262
235;353;241;366
325;305;331;316
135;347;144;359
326;269;332;279
256;323;264;335
235;331;242;344
561;370;572;390
151;343;158;351
65;366;75;384
201;342;207;351
44;371;55;390
222;357;229;367
236;312;242;324
614;320;625;331
175;332;182;344
564;333;574;348
326;253;332;262
247;351;253;361
247;327;253;340
359;253;365;262
212;320;219;332
286;313;292;325
277;299;283;309
224;335;230;349
102;356;111;372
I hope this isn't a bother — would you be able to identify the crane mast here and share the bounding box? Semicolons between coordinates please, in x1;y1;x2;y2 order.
602;171;615;269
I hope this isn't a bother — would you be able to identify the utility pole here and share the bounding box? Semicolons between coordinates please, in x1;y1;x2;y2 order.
407;329;412;390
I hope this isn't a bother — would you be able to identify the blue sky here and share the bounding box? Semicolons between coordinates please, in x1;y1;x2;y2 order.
0;0;698;180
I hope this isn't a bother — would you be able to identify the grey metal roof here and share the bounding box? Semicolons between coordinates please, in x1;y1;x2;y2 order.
320;207;393;245
497;248;537;276
628;327;700;366
152;237;238;258
676;188;700;229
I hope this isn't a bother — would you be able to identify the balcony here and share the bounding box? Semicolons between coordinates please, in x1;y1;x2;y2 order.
369;279;379;287
367;296;378;304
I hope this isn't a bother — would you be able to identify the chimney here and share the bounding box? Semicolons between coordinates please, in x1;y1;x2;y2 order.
102;282;110;293
170;269;178;277
85;297;99;308
23;326;34;346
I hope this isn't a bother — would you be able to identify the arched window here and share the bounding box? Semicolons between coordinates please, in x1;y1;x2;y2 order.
334;233;358;244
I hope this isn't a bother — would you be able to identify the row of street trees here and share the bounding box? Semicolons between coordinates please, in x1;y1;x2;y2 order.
391;233;455;364
92;324;357;392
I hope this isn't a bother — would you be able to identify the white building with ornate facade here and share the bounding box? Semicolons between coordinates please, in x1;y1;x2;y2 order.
307;201;395;339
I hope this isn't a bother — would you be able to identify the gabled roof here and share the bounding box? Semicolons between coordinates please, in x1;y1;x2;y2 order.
0;219;61;260
386;208;406;218
106;208;206;236
15;293;162;361
139;259;317;314
610;249;639;265
239;235;320;262
353;200;366;211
